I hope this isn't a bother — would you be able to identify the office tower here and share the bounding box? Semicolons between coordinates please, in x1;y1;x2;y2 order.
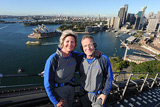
113;17;121;29
124;4;128;24
110;17;115;28
157;24;160;33
98;14;101;21
147;19;159;32
134;6;147;30
126;13;136;25
148;11;154;19
118;4;128;27
158;11;160;22
118;7;125;27
106;18;111;28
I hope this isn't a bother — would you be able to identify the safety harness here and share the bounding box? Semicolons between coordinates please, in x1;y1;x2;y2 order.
53;77;75;88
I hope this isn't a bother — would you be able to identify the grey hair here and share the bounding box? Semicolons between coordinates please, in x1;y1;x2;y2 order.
81;35;95;43
58;30;78;49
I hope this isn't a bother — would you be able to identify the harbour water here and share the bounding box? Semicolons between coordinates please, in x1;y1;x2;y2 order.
0;21;137;86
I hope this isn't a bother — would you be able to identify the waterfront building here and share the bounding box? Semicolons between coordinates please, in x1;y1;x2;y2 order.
113;17;121;29
85;26;93;32
98;22;104;30
110;17;115;28
106;18;111;28
92;26;100;32
85;26;100;32
134;6;147;30
147;19;159;32
126;36;136;44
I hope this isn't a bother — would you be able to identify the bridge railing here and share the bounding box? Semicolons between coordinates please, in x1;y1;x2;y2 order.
112;72;160;99
0;71;159;99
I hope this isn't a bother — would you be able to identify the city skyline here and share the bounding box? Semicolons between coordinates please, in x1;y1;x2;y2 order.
0;0;160;17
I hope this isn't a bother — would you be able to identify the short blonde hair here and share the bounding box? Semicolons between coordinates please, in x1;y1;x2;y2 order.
58;30;78;49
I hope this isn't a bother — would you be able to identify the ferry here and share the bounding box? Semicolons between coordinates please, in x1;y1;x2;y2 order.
115;35;119;38
28;24;61;39
26;41;40;45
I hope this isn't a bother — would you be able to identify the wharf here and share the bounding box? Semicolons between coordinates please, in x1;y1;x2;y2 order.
133;52;156;57
127;44;160;61
128;44;156;55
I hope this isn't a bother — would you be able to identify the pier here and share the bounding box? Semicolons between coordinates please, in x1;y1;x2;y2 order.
124;44;160;61
133;52;156;57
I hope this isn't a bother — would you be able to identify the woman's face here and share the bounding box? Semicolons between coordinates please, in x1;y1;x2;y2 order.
62;36;76;52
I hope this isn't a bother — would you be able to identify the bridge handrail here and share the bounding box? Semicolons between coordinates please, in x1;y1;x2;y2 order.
0;72;158;78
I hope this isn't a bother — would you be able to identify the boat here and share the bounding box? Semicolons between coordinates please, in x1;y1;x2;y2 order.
28;24;61;39
26;41;40;45
115;35;119;38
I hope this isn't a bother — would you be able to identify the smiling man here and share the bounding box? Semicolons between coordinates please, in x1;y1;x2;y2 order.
79;35;113;107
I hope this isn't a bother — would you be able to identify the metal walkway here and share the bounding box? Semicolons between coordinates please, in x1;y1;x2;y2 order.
0;72;160;107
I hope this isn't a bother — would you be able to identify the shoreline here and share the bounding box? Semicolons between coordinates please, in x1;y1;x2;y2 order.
57;29;96;34
127;44;160;61
75;31;96;34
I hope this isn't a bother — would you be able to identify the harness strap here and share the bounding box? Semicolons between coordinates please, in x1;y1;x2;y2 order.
80;87;102;96
88;89;102;95
54;77;75;88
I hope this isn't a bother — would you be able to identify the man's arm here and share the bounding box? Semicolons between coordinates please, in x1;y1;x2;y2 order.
97;55;113;105
102;55;113;95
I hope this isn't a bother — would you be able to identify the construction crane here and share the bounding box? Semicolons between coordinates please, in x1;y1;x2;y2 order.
120;39;130;60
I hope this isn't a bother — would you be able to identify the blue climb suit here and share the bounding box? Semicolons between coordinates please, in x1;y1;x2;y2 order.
78;54;113;107
44;48;78;107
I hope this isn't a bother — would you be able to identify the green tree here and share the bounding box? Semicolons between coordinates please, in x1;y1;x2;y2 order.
132;60;160;73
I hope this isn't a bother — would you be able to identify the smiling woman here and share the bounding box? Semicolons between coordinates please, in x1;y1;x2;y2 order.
44;30;79;107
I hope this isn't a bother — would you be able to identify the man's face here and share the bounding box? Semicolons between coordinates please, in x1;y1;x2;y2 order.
81;38;95;57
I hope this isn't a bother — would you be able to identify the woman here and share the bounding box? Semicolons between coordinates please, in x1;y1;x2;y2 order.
44;30;78;107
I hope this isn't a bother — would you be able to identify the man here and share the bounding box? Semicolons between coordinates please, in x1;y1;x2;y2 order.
78;35;113;107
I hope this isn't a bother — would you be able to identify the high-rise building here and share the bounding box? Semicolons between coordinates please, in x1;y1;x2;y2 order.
118;4;128;27
147;19;159;32
113;17;121;29
110;17;115;28
124;4;128;24
158;11;160;22
134;6;147;30
98;14;101;21
106;18;111;28
126;13;136;25
148;11;154;19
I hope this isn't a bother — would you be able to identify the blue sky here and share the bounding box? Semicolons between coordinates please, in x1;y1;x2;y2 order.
0;0;160;17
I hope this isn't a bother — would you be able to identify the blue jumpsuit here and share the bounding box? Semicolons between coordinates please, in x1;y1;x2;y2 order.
44;48;78;107
79;54;113;107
